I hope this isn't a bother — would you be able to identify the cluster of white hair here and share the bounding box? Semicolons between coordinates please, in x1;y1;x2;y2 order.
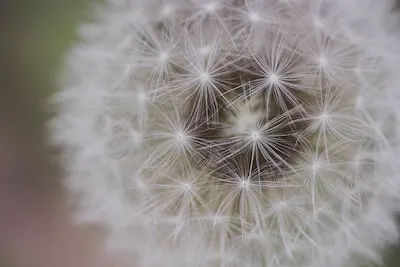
50;0;400;266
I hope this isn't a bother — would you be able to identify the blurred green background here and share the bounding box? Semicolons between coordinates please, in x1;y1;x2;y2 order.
0;0;399;266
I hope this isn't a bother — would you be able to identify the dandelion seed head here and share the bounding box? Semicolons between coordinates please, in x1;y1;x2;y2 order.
50;0;400;266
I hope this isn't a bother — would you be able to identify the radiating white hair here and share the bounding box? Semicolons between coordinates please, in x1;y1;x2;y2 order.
50;0;400;266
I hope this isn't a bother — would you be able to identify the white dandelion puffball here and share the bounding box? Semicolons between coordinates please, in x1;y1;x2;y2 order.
51;0;400;266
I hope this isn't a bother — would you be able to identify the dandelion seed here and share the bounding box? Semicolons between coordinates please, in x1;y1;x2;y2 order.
249;12;260;23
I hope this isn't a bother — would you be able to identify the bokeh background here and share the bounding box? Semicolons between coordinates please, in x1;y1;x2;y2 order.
0;0;398;266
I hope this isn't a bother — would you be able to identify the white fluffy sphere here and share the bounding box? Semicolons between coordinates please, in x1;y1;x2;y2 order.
50;0;400;266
